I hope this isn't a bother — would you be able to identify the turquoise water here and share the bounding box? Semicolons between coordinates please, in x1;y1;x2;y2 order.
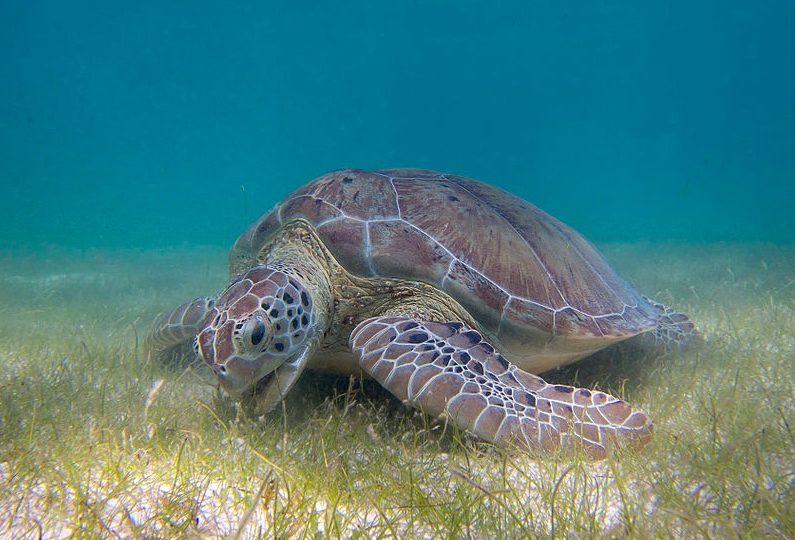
1;1;793;249
1;4;794;535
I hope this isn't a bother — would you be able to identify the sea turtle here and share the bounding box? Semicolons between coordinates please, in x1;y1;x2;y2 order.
147;168;696;457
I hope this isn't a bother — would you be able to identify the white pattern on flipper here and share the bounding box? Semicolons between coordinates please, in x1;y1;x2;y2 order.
350;316;654;457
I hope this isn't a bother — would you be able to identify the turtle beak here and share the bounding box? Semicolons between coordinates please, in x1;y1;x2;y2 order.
197;323;283;396
248;338;319;415
213;354;284;396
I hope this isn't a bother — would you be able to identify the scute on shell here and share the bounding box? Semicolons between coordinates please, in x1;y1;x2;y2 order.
231;169;657;340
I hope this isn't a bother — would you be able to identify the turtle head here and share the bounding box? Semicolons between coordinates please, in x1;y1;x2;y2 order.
194;266;316;399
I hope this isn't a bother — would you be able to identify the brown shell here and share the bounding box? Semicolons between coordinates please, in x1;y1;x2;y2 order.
231;169;658;341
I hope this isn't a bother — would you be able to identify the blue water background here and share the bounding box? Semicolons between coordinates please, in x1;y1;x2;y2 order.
1;1;793;249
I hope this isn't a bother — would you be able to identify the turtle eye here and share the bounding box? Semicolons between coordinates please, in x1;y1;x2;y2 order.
236;312;272;354
250;319;266;346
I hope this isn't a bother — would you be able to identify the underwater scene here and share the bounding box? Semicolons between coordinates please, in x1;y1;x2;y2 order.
1;1;793;537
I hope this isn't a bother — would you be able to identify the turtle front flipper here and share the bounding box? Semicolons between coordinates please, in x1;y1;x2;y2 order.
350;316;653;458
146;297;215;365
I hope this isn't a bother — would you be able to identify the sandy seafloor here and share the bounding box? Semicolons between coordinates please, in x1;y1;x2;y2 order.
0;242;792;537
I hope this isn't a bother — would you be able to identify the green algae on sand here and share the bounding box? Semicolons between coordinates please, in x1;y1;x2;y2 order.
0;243;792;538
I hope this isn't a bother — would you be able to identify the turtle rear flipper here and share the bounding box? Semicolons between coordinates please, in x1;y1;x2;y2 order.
350;316;653;458
146;297;215;366
644;297;701;349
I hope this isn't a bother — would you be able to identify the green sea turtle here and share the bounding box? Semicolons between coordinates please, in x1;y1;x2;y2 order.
147;168;696;457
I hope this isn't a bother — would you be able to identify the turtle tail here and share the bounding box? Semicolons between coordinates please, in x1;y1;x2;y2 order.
644;297;700;349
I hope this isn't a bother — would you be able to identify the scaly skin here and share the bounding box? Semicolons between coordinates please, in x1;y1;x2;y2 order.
350;316;652;458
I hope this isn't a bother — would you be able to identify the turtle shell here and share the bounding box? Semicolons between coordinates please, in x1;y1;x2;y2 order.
231;169;658;352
